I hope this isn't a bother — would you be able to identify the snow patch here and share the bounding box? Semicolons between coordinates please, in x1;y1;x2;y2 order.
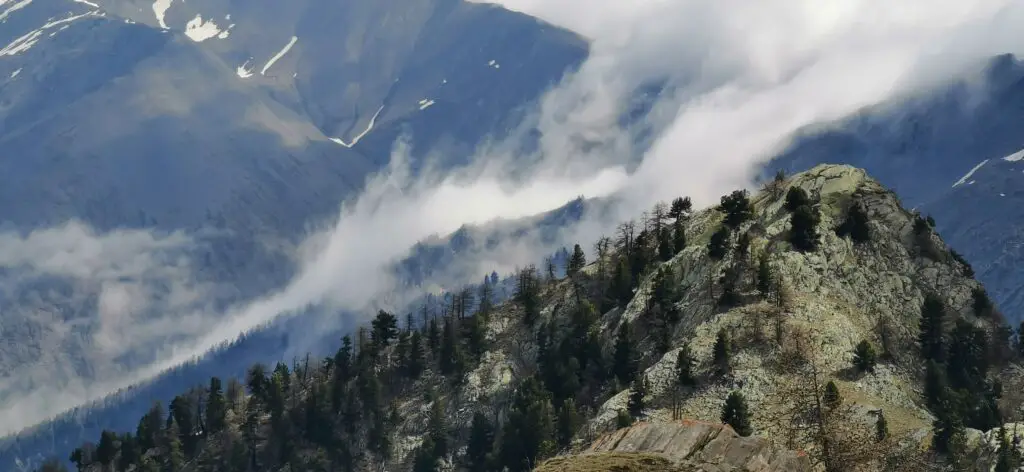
10;68;21;78
72;0;98;8
224;13;230;20
184;14;222;42
236;59;253;78
487;59;500;69
329;105;385;148
1004;149;1024;162
152;0;171;29
216;23;234;39
1;10;94;56
952;159;988;188
418;99;435;110
261;35;297;75
0;0;33;22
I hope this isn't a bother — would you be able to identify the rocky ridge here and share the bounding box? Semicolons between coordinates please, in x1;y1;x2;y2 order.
62;164;1023;472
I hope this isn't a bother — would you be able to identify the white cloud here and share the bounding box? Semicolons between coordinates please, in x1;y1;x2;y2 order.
4;0;1024;439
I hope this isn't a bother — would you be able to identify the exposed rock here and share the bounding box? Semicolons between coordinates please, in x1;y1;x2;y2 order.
552;421;810;471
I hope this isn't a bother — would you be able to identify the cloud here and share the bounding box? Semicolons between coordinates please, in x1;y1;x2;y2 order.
4;0;1024;439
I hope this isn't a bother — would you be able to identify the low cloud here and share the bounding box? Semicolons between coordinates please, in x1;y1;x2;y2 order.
3;0;1024;438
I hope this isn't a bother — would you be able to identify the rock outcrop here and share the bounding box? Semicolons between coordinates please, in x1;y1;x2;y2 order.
561;421;811;471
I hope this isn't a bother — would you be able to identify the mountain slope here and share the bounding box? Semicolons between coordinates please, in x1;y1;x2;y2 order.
54;164;1024;472
768;54;1024;321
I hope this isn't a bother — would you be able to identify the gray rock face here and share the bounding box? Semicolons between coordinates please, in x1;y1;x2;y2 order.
584;421;811;471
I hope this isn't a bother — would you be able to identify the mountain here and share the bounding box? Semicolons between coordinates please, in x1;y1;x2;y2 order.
0;0;588;464
54;165;1024;471
0;0;586;233
768;54;1024;321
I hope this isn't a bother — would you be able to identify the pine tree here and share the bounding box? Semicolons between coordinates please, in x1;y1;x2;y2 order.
439;317;465;379
556;399;581;448
675;344;697;389
994;424;1016;472
95;430;117;470
658;228;674;261
875;411;889;442
823;381;842;410
713;329;732;375
720;190;753;228
164;419;185;472
427;399;449;461
852;340;878;373
918;294;946;363
972;287;995;318
567;244;587;276
669;196;692;221
428;318;441;356
789;204;821;252
837;202;871;243
516;266;542;326
499;376;555;472
784;186;811;212
206;377;227;434
627;377;648;420
708;226;731;260
672;220;687;253
371;310;399;347
465;412;495;472
721;391;752;437
610;257;634;307
613;323;637;386
756;254;772;299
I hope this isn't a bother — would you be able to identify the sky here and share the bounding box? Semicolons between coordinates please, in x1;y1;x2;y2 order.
2;0;1024;438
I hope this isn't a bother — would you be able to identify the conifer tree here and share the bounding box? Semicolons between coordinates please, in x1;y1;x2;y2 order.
627;377;648;420
499;376;555;472
823;380;842;410
465;412;495;472
972;287;995;318
165;419;185;472
95;431;117;470
721;391;752;437
610;258;634;307
669;196;692;221
556;399;582;448
708;226;731;260
837;202;871;243
206;377;227;435
919;294;946;363
371;310;399;347
613;323;637;386
784;186;810;212
756;254;772;299
428;317;441;356
789;204;821;252
676;343;697;389
567;244;587;276
516;266;541;326
852;340;878;373
720;190;753;228
658;228;674;261
713;329;732;375
672;220;687;253
439;317;465;379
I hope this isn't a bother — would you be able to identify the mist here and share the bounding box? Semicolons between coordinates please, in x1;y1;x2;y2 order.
3;0;1024;438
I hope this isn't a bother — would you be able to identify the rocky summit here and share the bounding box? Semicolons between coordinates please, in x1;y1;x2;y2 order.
59;164;1024;472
